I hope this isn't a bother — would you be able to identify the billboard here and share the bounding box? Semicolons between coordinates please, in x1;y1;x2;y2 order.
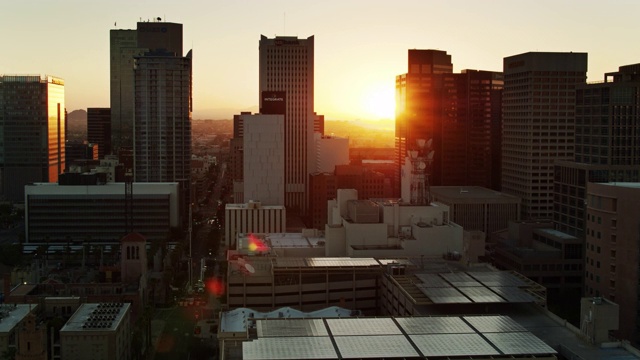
261;91;286;115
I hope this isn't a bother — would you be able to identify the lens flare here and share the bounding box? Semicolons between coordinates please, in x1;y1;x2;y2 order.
206;277;225;297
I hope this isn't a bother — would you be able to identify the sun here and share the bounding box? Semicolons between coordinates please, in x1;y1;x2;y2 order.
362;85;395;120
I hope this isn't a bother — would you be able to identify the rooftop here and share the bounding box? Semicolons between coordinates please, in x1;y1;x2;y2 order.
220;306;357;333
0;304;36;333
60;302;129;333
430;186;521;203
243;315;558;360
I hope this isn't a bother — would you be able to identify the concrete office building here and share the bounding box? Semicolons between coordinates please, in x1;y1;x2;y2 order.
0;75;65;202
87;108;111;159
314;134;349;173
501;52;587;220
240;114;285;206
59;302;131;360
324;190;464;258
110;21;182;151
259;35;315;214
430;186;521;239
224;202;286;249
25;182;179;243
554;64;640;238
226;257;381;314
309;165;391;230
584;182;640;343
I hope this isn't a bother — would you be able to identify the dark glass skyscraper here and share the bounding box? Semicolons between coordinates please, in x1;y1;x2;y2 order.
0;75;65;202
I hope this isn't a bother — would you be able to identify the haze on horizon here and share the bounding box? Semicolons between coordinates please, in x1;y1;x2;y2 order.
2;0;640;120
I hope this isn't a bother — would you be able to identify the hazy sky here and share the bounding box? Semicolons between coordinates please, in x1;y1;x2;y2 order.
2;0;640;120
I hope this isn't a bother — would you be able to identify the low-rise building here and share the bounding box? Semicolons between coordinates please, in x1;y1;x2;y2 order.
224;202;286;249
59;302;131;360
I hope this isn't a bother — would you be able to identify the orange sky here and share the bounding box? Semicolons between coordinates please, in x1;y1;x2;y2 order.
2;0;640;120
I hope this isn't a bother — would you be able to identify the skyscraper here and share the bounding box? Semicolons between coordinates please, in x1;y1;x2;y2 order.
87;107;111;159
554;63;640;237
133;50;192;184
395;50;503;197
259;35;315;214
502;52;587;220
110;21;183;153
0;75;65;202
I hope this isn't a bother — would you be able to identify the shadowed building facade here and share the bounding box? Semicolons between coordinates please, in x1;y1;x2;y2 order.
259;35;315;215
501;52;587;220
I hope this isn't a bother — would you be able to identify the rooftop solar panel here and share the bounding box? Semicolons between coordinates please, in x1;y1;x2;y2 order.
457;287;506;303
463;315;528;333
327;318;401;336
485;332;557;355
243;337;337;360
334;335;419;359
395;316;474;334
411;333;501;357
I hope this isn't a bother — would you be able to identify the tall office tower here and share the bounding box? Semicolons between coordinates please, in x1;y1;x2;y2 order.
134;49;192;219
110;30;143;152
110;22;183;152
502;52;587;220
87;107;111;159
0;75;65;202
554;63;640;237
259;35;315;214
395;50;503;198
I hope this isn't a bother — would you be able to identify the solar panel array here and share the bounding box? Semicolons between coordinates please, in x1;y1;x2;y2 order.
412;271;537;304
243;315;557;359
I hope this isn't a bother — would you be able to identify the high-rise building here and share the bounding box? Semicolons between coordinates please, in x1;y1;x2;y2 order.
133;49;192;220
110;22;183;152
0;75;65;202
87;107;111;159
395;51;503;198
584;182;640;343
259;35;315;214
502;52;587;220
554;63;640;238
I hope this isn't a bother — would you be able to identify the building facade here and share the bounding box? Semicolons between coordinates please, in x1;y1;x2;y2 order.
110;22;182;152
430;186;521;238
501;52;587;220
25;182;179;243
59;303;131;360
224;202;286;248
241;114;285;206
87;108;112;159
554;63;640;238
259;35;315;214
584;182;640;344
395;51;503;196
0;75;65;202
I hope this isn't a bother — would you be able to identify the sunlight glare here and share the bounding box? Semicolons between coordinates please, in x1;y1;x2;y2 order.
362;85;395;120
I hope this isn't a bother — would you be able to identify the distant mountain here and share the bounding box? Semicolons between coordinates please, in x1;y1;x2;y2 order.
67;109;87;141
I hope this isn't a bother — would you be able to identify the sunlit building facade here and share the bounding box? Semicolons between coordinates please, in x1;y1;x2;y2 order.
0;75;65;202
259;35;315;215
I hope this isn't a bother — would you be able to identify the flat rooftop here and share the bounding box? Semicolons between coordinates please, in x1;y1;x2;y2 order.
243;315;558;360
60;302;129;333
431;186;521;203
220;306;356;333
0;304;36;333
